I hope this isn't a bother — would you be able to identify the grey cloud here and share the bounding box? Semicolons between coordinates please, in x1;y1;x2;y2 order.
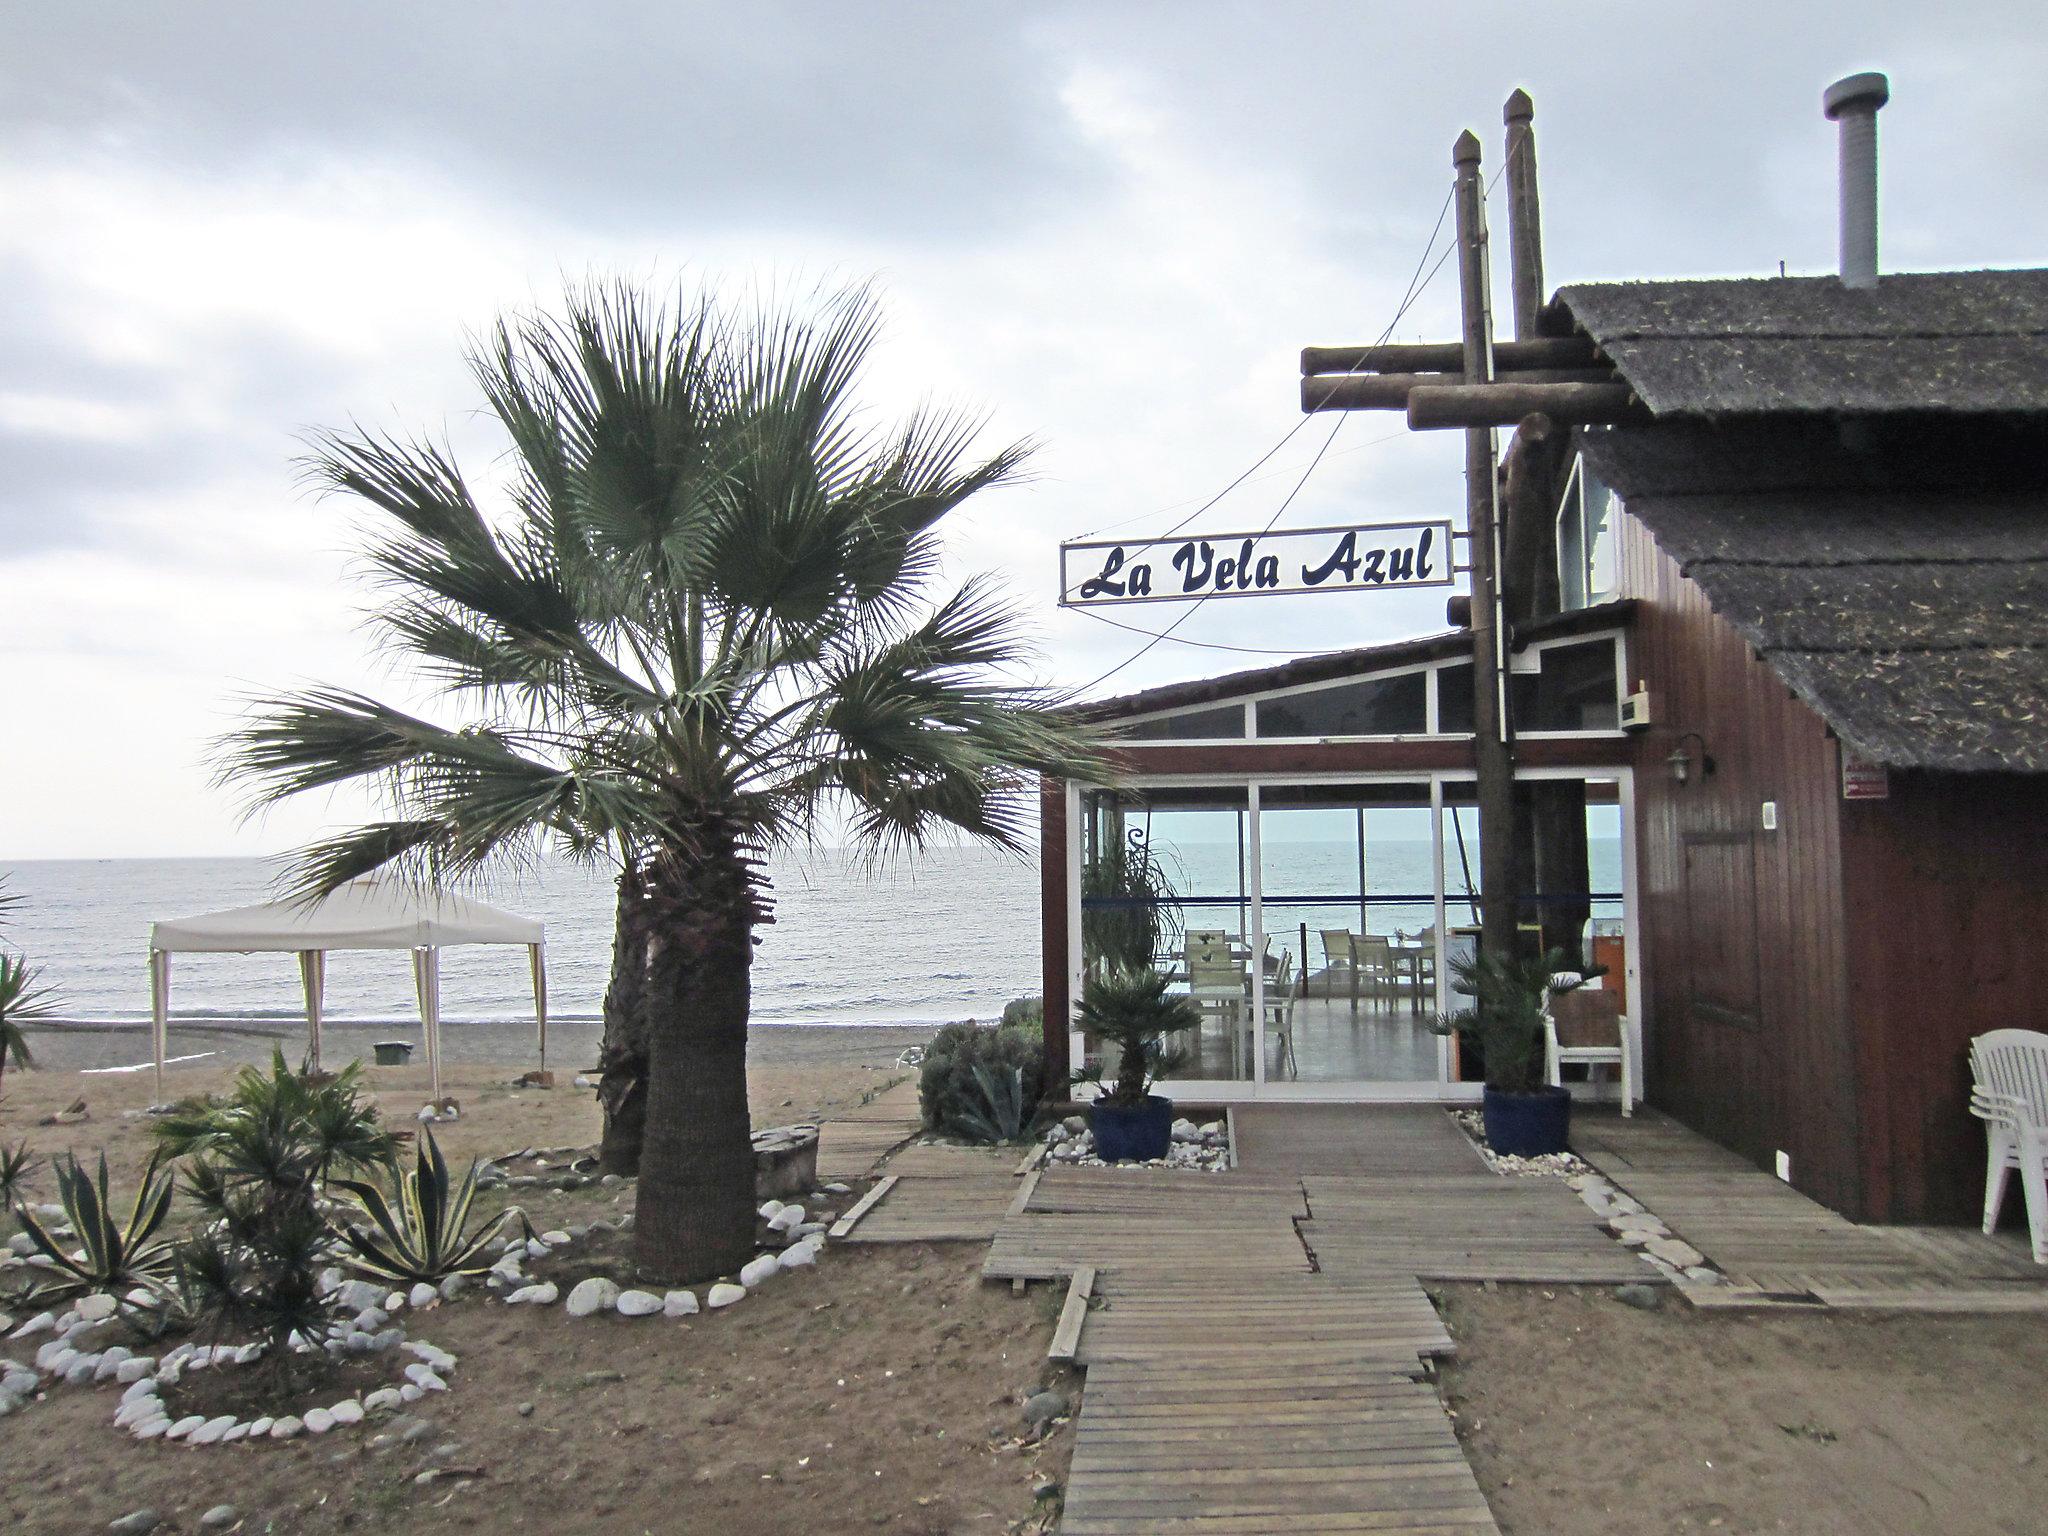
4;3;1106;241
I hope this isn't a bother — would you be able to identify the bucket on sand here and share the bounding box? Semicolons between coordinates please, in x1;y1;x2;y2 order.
373;1041;415;1067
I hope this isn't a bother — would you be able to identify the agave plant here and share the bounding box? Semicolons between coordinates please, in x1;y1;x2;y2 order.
12;1150;177;1307
331;1129;526;1284
951;1063;1032;1145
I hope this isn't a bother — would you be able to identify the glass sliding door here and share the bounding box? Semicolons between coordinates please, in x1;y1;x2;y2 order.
1254;781;1440;1084
1077;784;1253;1087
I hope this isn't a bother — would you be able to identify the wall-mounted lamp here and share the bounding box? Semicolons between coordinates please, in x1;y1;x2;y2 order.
1666;731;1717;786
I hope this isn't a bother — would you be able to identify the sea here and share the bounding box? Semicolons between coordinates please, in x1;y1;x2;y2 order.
1;849;1040;1030
1;834;1621;1032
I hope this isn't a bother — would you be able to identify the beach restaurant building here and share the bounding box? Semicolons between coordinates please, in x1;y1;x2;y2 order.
1038;266;2048;1227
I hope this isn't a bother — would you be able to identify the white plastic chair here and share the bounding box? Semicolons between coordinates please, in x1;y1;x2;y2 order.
1968;1029;2048;1264
1543;981;1633;1116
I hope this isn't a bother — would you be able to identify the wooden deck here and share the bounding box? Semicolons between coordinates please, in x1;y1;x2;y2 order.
831;1141;1020;1243
1574;1108;2048;1309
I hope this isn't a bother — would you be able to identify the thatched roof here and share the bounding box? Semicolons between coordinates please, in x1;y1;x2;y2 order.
1549;269;2048;417
1581;421;2048;772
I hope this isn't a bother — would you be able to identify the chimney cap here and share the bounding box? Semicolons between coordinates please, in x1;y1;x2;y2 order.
1823;72;1890;119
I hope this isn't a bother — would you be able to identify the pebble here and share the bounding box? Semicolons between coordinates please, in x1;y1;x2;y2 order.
165;1414;207;1441
663;1290;699;1317
407;1282;439;1309
706;1283;746;1309
303;1407;337;1434
517;1401;535;1417
738;1254;779;1288
1022;1389;1070;1426
191;1415;238;1445
779;1243;817;1268
615;1290;663;1317
566;1277;620;1317
364;1389;402;1412
330;1399;365;1425
1614;1283;1663;1311
200;1507;239;1530
9;1311;54;1339
767;1205;805;1233
270;1415;304;1440
506;1281;559;1306
75;1293;119;1323
116;1358;155;1384
248;1416;274;1437
108;1512;159;1536
438;1274;469;1302
403;1363;449;1392
1644;1235;1706;1269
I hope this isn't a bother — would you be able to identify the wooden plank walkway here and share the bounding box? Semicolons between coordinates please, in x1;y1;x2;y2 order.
1079;1270;1455;1371
832;1142;1020;1244
813;1078;922;1180
1062;1360;1498;1535
1303;1176;1654;1284
1574;1108;2048;1309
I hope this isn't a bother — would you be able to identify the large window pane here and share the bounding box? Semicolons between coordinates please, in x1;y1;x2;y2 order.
1079;786;1250;1084
1255;673;1427;738
1255;783;1438;1083
1117;704;1245;741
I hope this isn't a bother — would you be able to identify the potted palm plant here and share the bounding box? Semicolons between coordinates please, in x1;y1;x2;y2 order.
1073;966;1200;1162
1432;947;1601;1157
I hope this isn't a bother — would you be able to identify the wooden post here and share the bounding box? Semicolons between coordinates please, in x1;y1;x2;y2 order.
1503;88;1544;343
1452;130;1518;960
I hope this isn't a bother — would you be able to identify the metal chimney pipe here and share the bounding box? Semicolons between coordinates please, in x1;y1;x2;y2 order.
1823;72;1889;288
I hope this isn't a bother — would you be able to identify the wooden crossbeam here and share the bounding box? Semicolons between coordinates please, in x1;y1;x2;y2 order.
827;1173;898;1238
1300;336;1596;374
1047;1263;1096;1361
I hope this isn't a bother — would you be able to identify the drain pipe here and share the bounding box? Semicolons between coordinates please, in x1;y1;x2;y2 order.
1823;72;1889;289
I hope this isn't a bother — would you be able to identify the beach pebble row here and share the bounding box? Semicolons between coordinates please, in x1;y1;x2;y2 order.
1450;1109;1595;1178
476;1194;831;1324
0;1279;466;1444
1568;1171;1723;1285
1043;1117;1231;1172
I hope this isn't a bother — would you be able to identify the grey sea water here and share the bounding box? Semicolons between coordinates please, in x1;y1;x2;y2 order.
1;848;1040;1030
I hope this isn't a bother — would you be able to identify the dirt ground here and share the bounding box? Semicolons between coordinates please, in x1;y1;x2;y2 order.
1436;1283;2048;1536
1;1046;1076;1536
2;1243;1072;1536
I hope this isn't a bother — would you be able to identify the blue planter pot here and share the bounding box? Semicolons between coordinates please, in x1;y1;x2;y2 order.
1481;1084;1572;1158
1091;1095;1175;1162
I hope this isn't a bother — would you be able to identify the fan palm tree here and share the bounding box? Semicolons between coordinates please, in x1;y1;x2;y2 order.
224;279;1098;1282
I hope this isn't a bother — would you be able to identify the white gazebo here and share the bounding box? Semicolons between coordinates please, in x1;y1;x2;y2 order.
148;880;548;1104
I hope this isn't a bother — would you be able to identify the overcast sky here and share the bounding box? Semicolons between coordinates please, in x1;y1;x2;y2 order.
4;2;2044;860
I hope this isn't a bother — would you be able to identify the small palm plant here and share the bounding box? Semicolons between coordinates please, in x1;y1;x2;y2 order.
1429;947;1601;1096
1073;966;1200;1109
331;1129;527;1284
11;1150;177;1309
156;1050;396;1382
0;876;55;1092
0;1140;38;1211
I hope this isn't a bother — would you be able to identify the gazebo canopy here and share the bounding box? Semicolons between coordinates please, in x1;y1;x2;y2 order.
151;881;543;952
147;880;548;1105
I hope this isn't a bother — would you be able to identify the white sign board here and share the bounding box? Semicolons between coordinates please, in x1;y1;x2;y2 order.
1059;520;1455;607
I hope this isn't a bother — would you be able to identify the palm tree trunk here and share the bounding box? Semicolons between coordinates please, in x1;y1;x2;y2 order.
631;832;762;1284
597;867;650;1175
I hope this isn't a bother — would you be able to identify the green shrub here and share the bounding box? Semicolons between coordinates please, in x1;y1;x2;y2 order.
1001;995;1044;1030
919;1020;1045;1137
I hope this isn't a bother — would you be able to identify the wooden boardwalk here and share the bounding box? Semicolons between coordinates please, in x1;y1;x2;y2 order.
1575;1108;2048;1309
813;1078;922;1180
832;1141;1020;1243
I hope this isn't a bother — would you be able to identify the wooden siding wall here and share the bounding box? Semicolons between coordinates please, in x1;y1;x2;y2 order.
1842;774;2048;1223
1616;513;1861;1215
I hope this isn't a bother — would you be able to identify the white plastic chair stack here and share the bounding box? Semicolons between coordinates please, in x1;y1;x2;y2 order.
1968;1029;2048;1264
